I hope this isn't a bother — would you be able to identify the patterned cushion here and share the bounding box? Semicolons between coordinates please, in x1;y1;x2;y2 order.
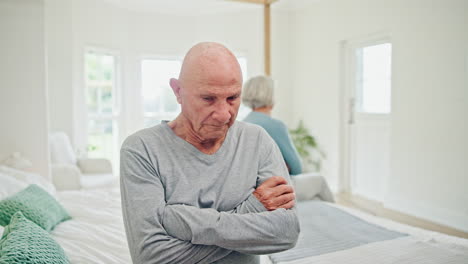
0;184;70;232
0;212;69;263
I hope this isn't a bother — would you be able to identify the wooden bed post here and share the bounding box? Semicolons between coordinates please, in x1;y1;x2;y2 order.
264;2;271;76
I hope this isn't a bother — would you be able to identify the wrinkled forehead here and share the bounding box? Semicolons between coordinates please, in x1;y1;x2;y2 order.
183;76;242;97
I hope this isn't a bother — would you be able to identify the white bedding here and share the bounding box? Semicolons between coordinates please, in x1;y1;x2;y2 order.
52;188;131;264
263;203;468;264
50;188;468;264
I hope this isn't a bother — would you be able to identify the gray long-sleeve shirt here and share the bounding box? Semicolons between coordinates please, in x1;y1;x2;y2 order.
120;121;300;264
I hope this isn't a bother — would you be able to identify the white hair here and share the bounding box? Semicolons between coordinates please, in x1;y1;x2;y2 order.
241;75;274;109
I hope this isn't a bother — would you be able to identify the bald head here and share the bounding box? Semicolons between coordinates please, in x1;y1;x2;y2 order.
178;42;243;87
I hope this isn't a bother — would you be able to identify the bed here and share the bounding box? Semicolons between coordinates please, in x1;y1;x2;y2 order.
55;186;468;264
264;201;468;264
51;174;468;264
1;167;468;263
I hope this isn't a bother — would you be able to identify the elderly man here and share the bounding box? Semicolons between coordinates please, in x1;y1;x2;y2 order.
120;42;300;264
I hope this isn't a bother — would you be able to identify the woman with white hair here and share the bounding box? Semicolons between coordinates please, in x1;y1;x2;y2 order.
242;76;302;175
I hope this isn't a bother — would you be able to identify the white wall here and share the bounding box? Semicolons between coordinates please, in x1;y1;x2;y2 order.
46;0;293;154
271;8;294;126
290;0;468;231
0;0;50;178
45;0;73;139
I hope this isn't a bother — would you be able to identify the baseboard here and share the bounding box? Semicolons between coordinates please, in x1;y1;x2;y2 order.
336;192;468;239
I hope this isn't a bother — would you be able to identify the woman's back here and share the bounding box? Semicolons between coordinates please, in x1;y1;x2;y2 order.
243;111;302;175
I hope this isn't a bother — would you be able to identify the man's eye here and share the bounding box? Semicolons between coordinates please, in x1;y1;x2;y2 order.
203;97;214;102
228;95;239;101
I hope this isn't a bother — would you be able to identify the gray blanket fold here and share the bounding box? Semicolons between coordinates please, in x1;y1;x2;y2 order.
269;201;407;263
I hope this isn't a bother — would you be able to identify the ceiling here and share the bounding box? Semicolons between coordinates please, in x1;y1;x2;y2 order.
101;0;318;16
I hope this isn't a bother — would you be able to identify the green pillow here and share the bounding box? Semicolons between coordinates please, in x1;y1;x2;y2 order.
0;211;69;263
0;184;71;232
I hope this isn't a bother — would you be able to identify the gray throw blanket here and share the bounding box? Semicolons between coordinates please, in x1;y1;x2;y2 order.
269;201;407;263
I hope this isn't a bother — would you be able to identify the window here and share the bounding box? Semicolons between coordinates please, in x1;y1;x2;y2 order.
236;57;250;120
141;59;181;127
141;56;249;127
84;50;119;163
355;43;392;114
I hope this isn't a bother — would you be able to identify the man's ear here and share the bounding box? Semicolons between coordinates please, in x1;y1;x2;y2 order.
169;78;182;104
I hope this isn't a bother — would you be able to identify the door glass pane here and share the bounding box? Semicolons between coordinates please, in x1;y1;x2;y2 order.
356;43;392;114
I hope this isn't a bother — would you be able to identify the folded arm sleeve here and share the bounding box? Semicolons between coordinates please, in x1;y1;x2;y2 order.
162;129;300;255
120;144;232;264
162;204;299;254
231;192;268;214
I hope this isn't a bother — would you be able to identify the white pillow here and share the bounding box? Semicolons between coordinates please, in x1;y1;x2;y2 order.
49;132;77;165
0;166;56;196
0;172;27;200
291;173;335;202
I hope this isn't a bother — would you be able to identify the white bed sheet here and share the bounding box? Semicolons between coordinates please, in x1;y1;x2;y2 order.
52;188;131;264
262;203;468;264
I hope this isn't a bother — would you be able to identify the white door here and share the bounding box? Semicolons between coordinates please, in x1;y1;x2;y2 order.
342;38;392;203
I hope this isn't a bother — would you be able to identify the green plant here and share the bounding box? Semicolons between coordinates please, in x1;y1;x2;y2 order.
289;120;325;172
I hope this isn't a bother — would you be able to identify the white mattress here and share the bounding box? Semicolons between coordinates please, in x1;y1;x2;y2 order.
51;188;131;264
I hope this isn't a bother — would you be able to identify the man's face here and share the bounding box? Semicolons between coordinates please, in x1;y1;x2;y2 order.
178;76;242;141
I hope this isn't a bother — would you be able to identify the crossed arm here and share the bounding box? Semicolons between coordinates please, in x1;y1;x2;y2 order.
120;145;299;263
161;176;299;254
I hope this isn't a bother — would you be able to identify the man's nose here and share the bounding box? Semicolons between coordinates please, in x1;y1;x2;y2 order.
212;102;231;124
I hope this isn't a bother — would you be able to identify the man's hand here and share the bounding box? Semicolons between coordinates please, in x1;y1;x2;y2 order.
253;176;295;211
